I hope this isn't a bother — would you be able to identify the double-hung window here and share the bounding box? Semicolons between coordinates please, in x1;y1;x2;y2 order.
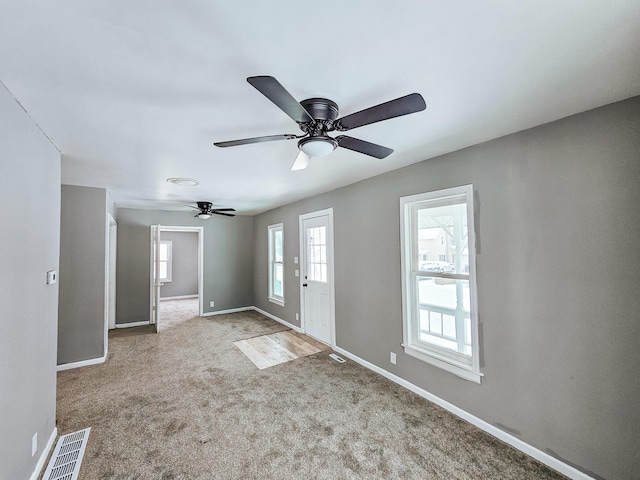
157;240;172;283
268;223;284;306
400;185;481;383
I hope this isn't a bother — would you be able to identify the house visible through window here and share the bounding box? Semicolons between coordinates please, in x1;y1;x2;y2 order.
400;184;481;383
268;223;284;306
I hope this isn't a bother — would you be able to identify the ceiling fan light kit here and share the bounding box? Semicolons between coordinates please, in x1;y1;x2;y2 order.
298;135;337;158
214;76;426;171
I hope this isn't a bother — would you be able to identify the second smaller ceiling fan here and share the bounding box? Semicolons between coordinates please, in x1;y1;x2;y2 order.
190;202;236;219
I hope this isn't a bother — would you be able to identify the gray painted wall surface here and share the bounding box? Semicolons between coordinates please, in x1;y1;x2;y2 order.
116;209;254;324
58;185;108;365
0;83;60;480
160;231;198;298
253;96;640;480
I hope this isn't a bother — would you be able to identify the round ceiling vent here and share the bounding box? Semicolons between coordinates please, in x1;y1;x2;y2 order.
166;177;199;186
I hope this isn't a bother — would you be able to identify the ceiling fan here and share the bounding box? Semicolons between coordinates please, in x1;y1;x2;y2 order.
214;76;426;171
190;202;236;219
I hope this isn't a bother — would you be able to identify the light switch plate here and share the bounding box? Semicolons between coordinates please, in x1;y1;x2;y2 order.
46;270;57;285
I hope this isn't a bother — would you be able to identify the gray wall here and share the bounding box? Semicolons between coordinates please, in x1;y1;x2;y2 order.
116;209;254;324
0;83;60;480
160;231;198;298
253;96;640;480
58;185;108;365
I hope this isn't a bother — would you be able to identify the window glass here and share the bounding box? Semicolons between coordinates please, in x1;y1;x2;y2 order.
401;185;481;383
306;226;327;283
268;224;284;305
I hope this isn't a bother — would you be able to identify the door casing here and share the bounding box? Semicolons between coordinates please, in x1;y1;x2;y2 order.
149;225;204;331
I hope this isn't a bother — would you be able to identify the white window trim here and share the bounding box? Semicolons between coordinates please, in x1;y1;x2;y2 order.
400;184;482;383
268;223;285;307
159;240;172;283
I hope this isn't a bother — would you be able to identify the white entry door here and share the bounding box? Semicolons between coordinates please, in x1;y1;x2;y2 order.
300;209;335;346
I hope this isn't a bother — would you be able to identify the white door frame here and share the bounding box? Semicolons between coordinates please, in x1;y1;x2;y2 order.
299;208;336;348
149;225;204;329
150;225;161;332
107;214;117;330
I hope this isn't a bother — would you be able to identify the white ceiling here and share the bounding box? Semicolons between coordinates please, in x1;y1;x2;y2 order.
1;1;639;215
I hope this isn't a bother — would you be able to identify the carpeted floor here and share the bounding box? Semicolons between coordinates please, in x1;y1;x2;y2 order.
157;297;200;330
54;310;566;479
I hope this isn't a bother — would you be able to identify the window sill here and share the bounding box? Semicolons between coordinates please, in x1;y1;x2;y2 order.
403;344;483;384
268;297;285;307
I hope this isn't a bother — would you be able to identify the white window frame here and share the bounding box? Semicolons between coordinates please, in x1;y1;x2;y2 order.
268;223;285;306
400;184;482;383
158;240;172;283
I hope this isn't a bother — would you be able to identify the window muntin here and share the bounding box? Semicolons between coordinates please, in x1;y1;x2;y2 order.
268;224;285;306
400;185;481;383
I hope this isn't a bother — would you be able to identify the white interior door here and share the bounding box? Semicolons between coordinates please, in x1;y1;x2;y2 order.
300;209;334;346
150;225;161;333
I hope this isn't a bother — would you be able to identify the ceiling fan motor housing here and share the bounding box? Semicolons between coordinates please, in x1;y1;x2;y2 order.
299;98;339;137
197;201;213;211
300;98;339;122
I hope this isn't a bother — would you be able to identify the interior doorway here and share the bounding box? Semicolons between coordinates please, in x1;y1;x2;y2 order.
150;225;204;332
299;208;335;347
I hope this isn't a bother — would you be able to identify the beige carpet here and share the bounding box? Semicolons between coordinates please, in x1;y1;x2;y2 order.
53;311;566;479
158;297;199;330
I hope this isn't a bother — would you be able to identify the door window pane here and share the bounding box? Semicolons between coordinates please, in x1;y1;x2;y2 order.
306;226;327;283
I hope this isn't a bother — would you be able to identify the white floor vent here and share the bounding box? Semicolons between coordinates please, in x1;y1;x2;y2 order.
42;428;91;480
329;353;346;363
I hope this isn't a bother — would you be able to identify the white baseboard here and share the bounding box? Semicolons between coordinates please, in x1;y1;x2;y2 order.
201;305;303;333
160;294;198;301
57;354;107;371
332;346;593;480
252;307;303;333
29;426;57;480
114;321;150;329
202;306;253;317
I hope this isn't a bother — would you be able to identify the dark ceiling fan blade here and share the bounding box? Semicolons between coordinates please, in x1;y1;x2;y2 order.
336;93;426;131
212;208;235;212
213;211;236;217
336;135;394;159
247;76;314;124
214;134;298;148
